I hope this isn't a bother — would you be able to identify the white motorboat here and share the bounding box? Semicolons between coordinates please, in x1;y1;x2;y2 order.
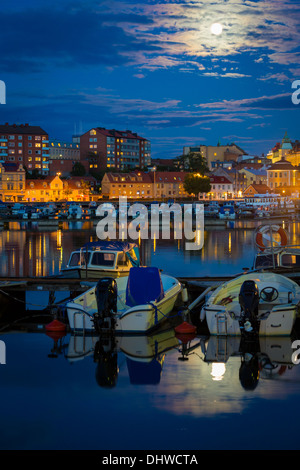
251;224;300;279
200;272;300;336
66;266;183;334
60;241;140;278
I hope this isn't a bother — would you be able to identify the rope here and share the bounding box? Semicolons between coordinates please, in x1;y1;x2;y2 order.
148;301;182;323
0;288;61;309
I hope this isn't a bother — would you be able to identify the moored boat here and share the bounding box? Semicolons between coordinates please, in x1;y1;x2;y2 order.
60;240;140;278
219;204;235;220
200;272;300;336
251;224;300;279
66;266;183;334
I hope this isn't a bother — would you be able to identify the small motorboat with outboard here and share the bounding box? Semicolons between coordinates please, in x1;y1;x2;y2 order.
66;266;183;334
200;272;300;336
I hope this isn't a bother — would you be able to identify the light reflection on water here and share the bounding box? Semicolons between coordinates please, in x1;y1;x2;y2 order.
1;330;300;450
0;219;298;278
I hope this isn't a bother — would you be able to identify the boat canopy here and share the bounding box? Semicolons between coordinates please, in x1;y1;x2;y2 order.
81;241;140;267
126;267;164;307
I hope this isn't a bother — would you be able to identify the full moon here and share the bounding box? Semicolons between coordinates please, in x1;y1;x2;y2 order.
210;23;223;35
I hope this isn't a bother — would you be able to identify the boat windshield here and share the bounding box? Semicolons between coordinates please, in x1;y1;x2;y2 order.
90;251;116;267
254;254;278;269
281;254;300;268
69;251;90;267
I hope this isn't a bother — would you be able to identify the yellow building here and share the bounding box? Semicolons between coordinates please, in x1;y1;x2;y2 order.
0;162;25;202
101;171;188;199
267;158;297;190
183;143;246;170
101;172;154;199
25;175;95;202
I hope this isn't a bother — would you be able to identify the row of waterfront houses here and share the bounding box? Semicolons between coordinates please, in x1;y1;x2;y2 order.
1;122;300;201
1;160;300;203
0;162;97;202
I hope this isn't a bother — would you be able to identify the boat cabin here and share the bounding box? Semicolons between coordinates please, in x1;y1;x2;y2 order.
62;241;140;278
253;247;300;272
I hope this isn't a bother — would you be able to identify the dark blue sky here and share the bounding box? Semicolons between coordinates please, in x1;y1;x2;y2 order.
1;0;300;159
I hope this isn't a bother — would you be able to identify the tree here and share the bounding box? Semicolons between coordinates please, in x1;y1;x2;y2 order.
183;173;211;197
177;152;209;173
71;162;86;176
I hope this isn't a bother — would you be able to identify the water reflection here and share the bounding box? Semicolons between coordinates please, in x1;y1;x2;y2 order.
2;323;300;449
0;219;299;278
48;327;300;400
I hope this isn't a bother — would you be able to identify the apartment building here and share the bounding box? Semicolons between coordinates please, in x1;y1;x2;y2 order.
101;171;187;199
183;143;246;170
101;172;153;199
0;123;50;176
0;162;26;202
49;139;80;176
267;158;298;190
80;127;151;172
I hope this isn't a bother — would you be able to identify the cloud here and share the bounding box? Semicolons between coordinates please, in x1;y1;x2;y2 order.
133;73;146;79
258;73;291;82
196;92;294;111
203;72;251;78
1;0;300;75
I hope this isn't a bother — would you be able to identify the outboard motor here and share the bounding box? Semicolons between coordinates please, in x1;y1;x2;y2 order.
93;278;118;333
239;280;260;335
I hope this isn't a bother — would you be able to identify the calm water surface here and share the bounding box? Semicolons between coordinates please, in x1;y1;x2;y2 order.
1;330;300;450
1;218;300;450
0;218;298;278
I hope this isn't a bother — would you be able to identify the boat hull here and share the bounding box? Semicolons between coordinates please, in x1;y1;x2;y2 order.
114;287;181;333
205;305;297;336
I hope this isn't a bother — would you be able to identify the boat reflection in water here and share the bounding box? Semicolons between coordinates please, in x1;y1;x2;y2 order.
65;326;181;387
202;334;297;391
60;322;299;392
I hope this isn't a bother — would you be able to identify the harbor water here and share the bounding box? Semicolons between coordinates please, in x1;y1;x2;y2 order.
1;218;300;450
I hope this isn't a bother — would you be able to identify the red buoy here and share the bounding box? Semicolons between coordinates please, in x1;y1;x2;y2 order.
175;321;197;334
175;332;196;344
45;319;66;332
45;330;66;341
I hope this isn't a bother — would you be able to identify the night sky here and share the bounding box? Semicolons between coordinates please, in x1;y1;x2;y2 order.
1;0;300;159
